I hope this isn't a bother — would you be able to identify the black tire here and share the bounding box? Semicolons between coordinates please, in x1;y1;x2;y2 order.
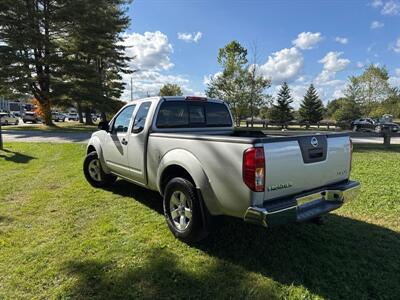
83;151;116;188
163;177;209;243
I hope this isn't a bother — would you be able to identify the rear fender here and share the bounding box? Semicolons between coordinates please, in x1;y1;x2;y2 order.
157;149;222;216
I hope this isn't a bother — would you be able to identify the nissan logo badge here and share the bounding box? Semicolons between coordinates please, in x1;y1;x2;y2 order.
311;137;318;148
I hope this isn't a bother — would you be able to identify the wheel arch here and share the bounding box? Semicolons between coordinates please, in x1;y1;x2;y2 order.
157;149;222;215
86;137;111;173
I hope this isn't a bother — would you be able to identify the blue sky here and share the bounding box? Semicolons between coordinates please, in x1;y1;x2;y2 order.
122;0;400;106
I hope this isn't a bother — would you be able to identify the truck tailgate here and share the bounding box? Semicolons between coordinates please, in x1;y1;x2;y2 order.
263;134;351;201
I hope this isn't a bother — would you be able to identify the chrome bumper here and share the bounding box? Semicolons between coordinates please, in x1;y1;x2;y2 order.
244;180;360;227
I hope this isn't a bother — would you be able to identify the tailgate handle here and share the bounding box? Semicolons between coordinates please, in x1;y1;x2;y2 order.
308;148;323;159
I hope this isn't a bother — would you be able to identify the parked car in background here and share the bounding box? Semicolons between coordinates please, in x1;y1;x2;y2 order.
0;112;19;125
351;118;399;133
66;113;79;121
22;112;40;123
84;96;360;243
52;112;66;122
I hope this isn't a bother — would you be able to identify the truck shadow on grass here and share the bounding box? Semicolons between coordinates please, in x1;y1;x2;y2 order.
85;180;400;299
0;148;36;164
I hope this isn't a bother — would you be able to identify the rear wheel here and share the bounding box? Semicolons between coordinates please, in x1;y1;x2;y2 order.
163;177;209;243
83;151;116;188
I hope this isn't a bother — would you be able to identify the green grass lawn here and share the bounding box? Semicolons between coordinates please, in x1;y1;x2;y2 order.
0;143;399;299
3;121;98;132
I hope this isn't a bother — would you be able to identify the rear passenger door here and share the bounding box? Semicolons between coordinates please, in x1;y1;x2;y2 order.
127;101;152;184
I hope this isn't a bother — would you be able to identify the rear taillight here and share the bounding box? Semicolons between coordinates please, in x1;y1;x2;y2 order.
243;147;265;192
349;139;353;173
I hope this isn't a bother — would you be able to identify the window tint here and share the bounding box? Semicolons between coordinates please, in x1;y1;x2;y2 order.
156;101;232;128
133;102;151;133
189;104;205;126
156;101;189;128
113;105;135;133
205;102;232;127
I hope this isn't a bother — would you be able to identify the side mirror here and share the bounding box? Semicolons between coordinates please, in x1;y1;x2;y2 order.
132;125;144;133
98;121;109;132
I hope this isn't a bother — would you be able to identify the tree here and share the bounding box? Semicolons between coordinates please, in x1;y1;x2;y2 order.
59;0;132;125
159;83;183;96
0;0;70;125
332;98;361;128
245;45;271;127
346;65;392;116
299;84;324;128
205;41;249;126
0;0;132;126
269;82;293;128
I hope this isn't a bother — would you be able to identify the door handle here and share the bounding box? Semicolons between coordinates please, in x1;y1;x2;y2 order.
121;138;128;145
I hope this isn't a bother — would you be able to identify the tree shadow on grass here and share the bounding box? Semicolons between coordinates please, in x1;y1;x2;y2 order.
64;247;282;299
0;148;36;164
80;180;400;299
0;215;13;224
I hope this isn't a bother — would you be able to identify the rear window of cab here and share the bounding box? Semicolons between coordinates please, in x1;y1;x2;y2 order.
156;101;232;128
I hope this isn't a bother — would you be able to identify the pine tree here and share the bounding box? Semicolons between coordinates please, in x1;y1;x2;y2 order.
59;0;132;124
0;0;131;125
0;0;69;125
299;84;324;128
270;82;293;128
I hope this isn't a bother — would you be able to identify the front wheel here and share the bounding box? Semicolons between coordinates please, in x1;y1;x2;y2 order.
163;177;209;243
83;151;116;188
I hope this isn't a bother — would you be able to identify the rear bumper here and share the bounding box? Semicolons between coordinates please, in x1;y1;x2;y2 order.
244;180;360;227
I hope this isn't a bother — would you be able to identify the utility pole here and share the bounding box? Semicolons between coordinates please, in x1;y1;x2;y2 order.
130;77;133;102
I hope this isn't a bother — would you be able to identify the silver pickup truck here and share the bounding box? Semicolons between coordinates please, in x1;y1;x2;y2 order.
84;96;360;242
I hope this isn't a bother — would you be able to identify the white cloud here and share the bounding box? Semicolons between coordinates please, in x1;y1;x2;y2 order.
177;31;203;43
316;52;350;83
389;76;400;87
259;47;304;84
390;37;400;53
203;72;222;86
396;68;400;76
122;31;174;72
381;1;400;15
292;32;323;49
370;21;384;29
357;61;365;68
120;31;200;100
122;70;200;100
371;0;383;7
335;37;348;44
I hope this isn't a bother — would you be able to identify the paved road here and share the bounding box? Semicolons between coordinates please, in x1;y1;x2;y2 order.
2;129;400;144
2;130;92;143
